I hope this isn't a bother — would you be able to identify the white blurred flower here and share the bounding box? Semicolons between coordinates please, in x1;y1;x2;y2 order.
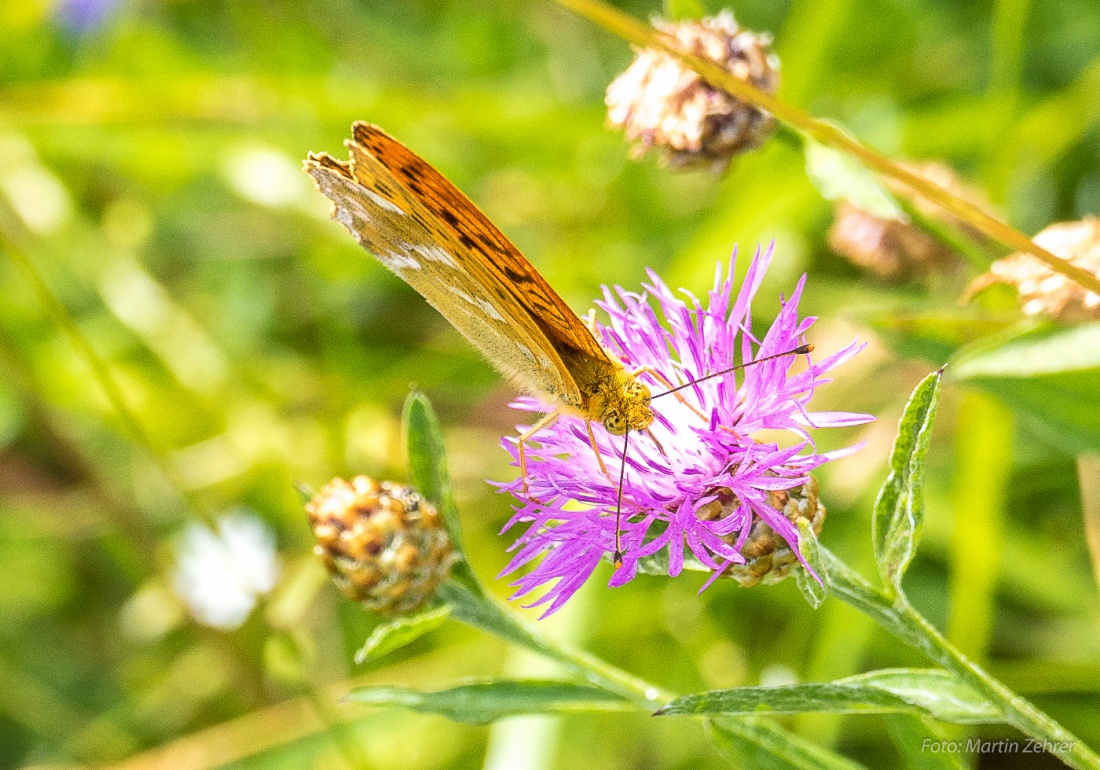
173;511;280;630
223;145;309;208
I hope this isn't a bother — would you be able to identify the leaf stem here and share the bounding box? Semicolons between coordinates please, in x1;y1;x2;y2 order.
822;548;1100;770
551;0;1100;295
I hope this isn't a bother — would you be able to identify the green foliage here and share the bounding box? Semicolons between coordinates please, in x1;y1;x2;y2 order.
404;390;464;551
873;369;942;596
354;604;452;665
658;669;1001;724
952;322;1100;453
346;680;633;724
795;517;828;609
804;137;903;220
708;718;869;770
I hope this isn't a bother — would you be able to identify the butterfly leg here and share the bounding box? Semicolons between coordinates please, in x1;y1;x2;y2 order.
642;428;667;458
631;366;709;422
718;424;744;440
517;408;563;494
585;420;612;481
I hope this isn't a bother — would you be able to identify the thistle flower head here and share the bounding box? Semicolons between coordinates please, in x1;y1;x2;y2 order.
498;246;871;615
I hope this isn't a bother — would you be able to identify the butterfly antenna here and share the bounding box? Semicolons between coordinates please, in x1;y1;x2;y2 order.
651;343;814;400
613;430;630;569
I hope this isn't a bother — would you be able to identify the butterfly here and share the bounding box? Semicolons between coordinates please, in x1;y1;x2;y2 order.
303;123;809;565
305;126;665;473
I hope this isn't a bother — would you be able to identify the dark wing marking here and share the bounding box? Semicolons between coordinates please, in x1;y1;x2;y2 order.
350;123;612;367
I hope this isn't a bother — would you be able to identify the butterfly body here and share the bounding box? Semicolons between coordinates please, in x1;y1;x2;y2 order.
304;123;655;439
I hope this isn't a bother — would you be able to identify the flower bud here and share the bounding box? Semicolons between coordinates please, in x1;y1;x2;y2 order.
965;218;1100;321
306;476;455;615
605;11;779;172
828;161;991;280
697;477;825;587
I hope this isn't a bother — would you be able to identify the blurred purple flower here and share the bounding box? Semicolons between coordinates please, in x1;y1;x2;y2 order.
497;245;872;616
55;0;119;34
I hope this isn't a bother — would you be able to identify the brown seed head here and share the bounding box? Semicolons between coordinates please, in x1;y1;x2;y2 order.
605;11;779;172
828;161;993;280
965;218;1100;321
306;476;455;616
698;476;825;587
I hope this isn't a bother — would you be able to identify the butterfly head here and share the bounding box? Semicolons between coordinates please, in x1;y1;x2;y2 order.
593;371;654;436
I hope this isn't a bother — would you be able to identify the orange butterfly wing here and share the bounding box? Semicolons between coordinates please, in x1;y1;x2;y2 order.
347;123;611;364
304;123;617;410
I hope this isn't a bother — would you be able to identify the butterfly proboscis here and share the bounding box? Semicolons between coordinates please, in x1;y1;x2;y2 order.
610;342;815;568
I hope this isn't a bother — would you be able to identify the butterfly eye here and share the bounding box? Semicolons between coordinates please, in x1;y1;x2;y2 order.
605;411;626;435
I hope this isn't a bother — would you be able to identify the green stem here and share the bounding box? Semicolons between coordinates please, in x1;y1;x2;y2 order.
821;549;1100;770
551;0;1100;296
775;123;996;271
0;222;217;527
439;575;667;707
895;196;997;272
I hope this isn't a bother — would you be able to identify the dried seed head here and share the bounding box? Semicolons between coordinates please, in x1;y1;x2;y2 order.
828;161;992;280
306;476;455;616
697;476;825;588
965;218;1100;321
605;11;779;172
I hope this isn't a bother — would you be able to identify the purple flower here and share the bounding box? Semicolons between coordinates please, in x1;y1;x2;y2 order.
55;0;119;34
497;245;873;616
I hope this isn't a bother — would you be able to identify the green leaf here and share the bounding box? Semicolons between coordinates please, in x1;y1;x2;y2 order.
354;604;451;665
873;368;943;595
402;391;463;551
866;308;1017;366
884;714;969;770
840;669;1000;723
795;519;827;609
708;717;869;770
951;322;1100;454
804;137;904;220
657;668;1001;724
345;680;634;724
293;482;315;505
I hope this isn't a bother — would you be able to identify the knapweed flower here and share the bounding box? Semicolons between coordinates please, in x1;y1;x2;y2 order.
55;0;120;34
498;245;871;616
605;11;779;172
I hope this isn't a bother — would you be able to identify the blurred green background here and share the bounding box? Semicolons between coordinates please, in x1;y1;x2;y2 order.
1;0;1099;768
